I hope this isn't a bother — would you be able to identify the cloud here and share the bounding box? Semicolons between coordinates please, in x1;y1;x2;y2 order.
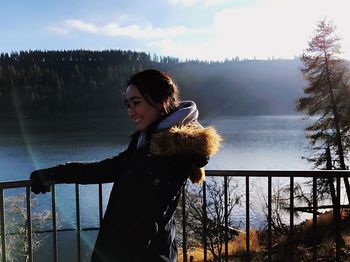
46;26;69;35
48;19;191;40
66;20;98;33
154;0;350;60
169;0;198;7
101;22;190;39
204;0;226;6
169;0;226;7
46;0;350;60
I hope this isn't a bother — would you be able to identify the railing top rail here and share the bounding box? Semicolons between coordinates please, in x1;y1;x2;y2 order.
0;180;31;189
1;170;350;189
0;170;350;189
206;170;350;178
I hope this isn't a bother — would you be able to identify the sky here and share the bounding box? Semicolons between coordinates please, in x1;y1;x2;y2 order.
1;0;350;61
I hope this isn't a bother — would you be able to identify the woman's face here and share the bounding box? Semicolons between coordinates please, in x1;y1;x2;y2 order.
124;84;162;131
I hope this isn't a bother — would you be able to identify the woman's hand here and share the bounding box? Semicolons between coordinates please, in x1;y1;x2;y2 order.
30;168;54;194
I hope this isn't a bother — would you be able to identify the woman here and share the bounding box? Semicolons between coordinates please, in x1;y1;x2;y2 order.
30;69;222;262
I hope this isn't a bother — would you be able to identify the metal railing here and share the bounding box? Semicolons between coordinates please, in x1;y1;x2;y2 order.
0;170;349;262
0;180;105;262
189;170;350;262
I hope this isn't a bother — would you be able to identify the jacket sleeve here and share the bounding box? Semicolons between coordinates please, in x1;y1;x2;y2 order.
48;133;139;184
30;135;138;193
47;149;130;184
30;150;130;194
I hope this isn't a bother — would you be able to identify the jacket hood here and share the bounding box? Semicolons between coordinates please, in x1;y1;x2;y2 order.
150;123;222;183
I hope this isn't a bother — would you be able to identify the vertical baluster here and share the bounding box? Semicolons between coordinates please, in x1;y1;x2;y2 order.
98;184;103;226
246;175;250;262
335;175;340;261
75;184;81;262
182;186;187;262
268;176;272;262
202;180;207;262
51;185;58;262
0;189;6;262
289;176;294;262
224;176;229;262
312;176;317;262
26;187;33;262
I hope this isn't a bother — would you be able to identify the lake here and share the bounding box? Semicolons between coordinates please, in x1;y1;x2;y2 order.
0;115;312;227
0;115;315;225
0;115;316;260
0;115;312;181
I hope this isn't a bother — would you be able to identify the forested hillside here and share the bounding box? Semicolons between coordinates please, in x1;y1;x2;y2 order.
0;50;305;118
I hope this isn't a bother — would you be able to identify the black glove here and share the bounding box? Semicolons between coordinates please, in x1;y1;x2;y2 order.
30;168;54;194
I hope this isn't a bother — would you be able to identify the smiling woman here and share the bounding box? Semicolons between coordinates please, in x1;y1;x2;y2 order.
29;69;222;262
124;85;163;131
124;70;180;132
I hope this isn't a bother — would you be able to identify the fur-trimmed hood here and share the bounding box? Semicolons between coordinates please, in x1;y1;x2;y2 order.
150;123;222;183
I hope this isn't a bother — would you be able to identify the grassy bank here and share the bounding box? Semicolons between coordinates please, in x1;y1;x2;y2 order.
178;209;350;261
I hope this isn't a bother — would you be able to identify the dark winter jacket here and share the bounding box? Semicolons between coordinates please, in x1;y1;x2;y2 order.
33;123;222;261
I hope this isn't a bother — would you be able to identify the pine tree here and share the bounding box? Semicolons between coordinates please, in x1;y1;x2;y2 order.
297;19;350;203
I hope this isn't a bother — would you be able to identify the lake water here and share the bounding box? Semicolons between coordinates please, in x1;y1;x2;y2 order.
0;115;312;181
0;115;314;225
0;115;316;259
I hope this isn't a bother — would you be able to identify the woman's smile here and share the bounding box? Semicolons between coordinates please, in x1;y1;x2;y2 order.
124;84;162;131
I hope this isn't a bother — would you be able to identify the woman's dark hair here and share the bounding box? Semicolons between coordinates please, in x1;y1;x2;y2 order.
127;69;180;115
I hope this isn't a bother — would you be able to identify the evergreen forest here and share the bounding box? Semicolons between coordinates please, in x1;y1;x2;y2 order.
0;50;306;118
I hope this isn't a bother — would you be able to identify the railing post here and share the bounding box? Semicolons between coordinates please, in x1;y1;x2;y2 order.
335;176;341;261
268;176;272;262
0;189;6;262
224;176;229;262
246;175;250;262
98;184;103;226
312;176;317;262
289;176;294;262
75;184;81;262
26;187;33;262
182;186;187;262
202;180;207;262
51;185;58;262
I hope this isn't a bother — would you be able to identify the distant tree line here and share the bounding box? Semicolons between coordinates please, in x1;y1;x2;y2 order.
0;49;306;118
0;50;162;116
